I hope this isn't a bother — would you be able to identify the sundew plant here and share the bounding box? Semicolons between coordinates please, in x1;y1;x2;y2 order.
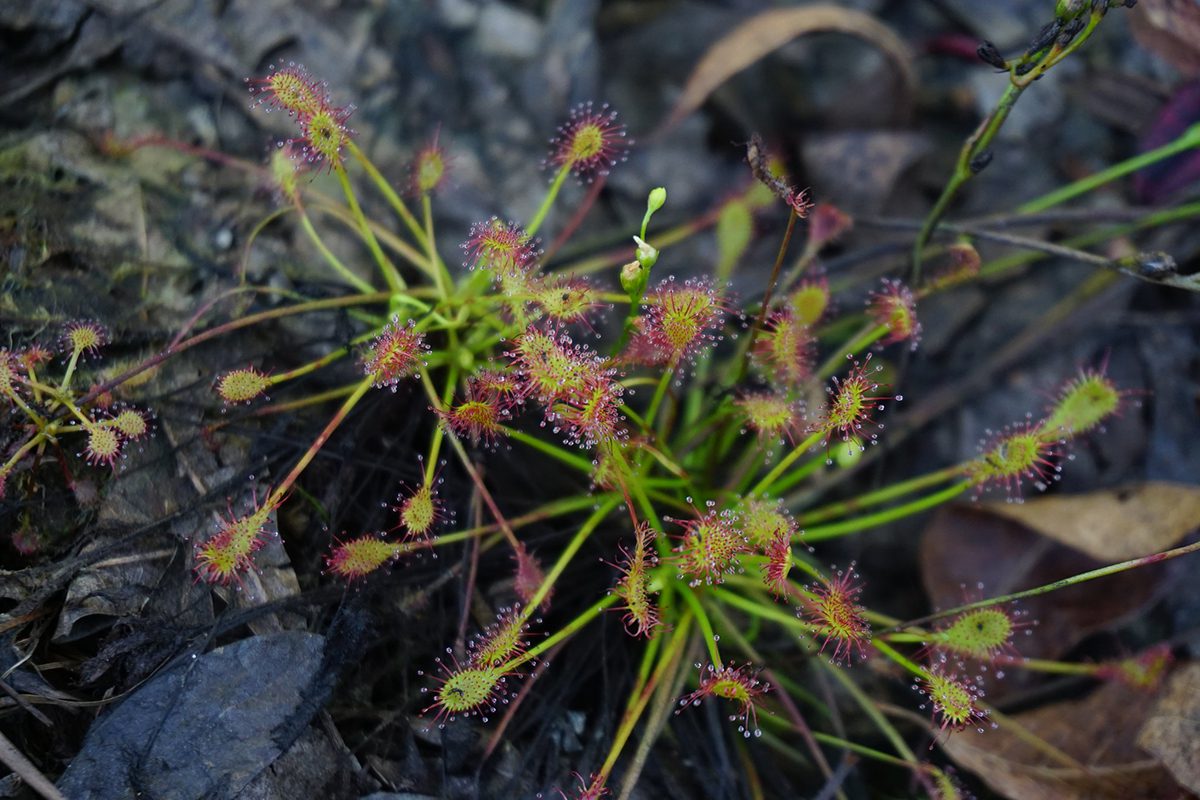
4;2;1200;797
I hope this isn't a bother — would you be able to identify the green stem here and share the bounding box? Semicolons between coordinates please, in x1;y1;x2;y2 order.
308;195;434;277
748;430;824;497
808;731;915;770
912;81;1025;282
995;655;1100;677
798;464;963;526
237;207;292;284
891;538;1200;633
294;196;375;293
332;161;405;293
709;586;807;633
1018;123;1200;214
2;384;47;429
421;192;453;300
643;365;674;436
818;657;919;764
1;430;49;480
814;323;890;381
527;163;572;237
506;592;621;670
801;482;971;542
265;373;378;510
768;450;826;496
267;345;356;387
58;349;83;394
980;200;1200;279
679;588;722;666
870;639;925;679
345;140;427;246
501;427;595;474
427;494;610;549
597;612;693;785
423;366;459;484
76;292;390;410
518;497;620;620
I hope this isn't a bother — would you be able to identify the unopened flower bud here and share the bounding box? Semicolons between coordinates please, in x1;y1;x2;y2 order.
633;235;658;269
620;260;644;295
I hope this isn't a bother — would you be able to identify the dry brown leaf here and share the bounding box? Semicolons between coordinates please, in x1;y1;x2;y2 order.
655;5;915;136
1131;0;1200;77
942;676;1184;799
920;505;1166;662
1138;663;1200;793
984;482;1200;562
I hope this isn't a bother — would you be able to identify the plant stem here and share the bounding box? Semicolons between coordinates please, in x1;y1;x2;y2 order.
345;139;427;246
814;323;890;381
501;427;595;473
1018;123;1200;213
597;612;694;785
980;200;1200;280
264;373;378;510
243;383;359;418
912;81;1025;282
798;464;963;526
993;654;1101;677
644;365;674;435
293;195;375;293
891;538;1200;633
421;192;453;300
427;494;611;549
308;195;434;277
707;603;842;791
801;482;971;542
78;291;390;410
870;639;925;679
819;657;918;764
748;430;824;497
518;497;620;619
527;163;572;237
0;431;49;481
680;588;722;666
507;591;621;670
332;161;405;293
740;207;799;384
709;587;807;633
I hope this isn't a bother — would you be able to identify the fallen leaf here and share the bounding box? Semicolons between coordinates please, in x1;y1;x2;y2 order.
1137;663;1200;793
983;482;1200;562
920;506;1167;661
655;5;915;136
1131;0;1200;77
942;673;1185;799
